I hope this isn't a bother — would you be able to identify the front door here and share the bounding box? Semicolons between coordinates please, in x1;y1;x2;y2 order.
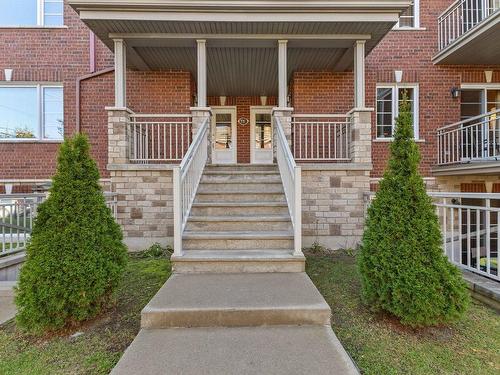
250;107;273;164
212;107;237;164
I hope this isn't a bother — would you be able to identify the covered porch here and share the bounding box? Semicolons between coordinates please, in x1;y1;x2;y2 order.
68;0;409;251
69;0;410;167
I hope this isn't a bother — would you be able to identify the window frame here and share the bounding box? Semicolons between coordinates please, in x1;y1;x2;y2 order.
0;83;64;142
394;0;420;29
0;0;64;28
460;84;500;115
376;83;420;140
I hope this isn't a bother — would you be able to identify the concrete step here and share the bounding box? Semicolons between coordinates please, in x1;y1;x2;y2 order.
195;192;286;203
141;272;330;329
185;215;292;232
205;164;278;172
201;173;281;183
197;183;284;194
190;202;289;216
172;250;305;273
111;325;359;375
182;231;294;250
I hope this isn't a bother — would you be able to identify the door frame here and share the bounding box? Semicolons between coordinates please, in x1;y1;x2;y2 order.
211;106;237;164
250;106;274;164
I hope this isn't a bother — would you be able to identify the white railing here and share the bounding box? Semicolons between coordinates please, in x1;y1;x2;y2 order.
173;117;210;256
364;191;500;281
128;114;192;163
437;110;500;165
438;0;500;51
275;116;302;256
0;192;118;256
291;114;351;161
433;192;500;281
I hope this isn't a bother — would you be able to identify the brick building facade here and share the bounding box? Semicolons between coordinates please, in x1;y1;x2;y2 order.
1;0;499;248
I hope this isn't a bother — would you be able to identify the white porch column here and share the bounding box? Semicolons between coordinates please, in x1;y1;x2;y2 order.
353;40;366;109
278;40;288;108
197;39;207;108
114;39;127;108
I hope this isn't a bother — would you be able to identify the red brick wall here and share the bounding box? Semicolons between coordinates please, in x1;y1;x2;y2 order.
0;1;114;179
207;96;277;163
292;0;500;178
80;71;192;176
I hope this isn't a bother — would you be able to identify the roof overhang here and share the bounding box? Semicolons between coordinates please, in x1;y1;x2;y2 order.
68;0;411;96
433;11;500;65
432;161;500;176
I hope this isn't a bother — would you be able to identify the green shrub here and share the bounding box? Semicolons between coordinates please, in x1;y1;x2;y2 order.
15;134;127;333
358;98;469;327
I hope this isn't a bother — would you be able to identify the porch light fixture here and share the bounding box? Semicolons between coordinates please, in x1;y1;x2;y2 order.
394;70;403;83
4;69;13;81
219;96;227;106
485;70;493;83
260;95;267;106
451;87;460;99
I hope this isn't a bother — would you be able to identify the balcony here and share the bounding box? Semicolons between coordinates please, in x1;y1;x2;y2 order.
434;110;500;174
434;0;500;65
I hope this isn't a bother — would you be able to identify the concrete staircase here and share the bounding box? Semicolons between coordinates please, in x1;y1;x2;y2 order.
172;164;305;273
111;164;359;374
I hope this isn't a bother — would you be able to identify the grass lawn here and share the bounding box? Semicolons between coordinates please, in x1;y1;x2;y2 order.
306;251;500;375
0;254;171;375
1;251;498;375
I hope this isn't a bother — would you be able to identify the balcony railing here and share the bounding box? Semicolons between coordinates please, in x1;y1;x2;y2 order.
128;114;192;163
438;0;500;51
291;114;351;162
365;191;500;281
437;110;500;165
433;192;500;281
1;193;117;257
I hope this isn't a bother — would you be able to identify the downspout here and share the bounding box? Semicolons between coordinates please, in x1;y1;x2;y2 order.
75;68;114;133
75;32;114;132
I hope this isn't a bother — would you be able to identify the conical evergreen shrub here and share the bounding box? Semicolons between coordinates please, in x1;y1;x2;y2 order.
358;98;469;327
15;134;127;333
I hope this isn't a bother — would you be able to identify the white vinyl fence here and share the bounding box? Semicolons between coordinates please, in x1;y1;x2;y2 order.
128;114;193;163
173;117;210;256
365;191;499;281
291;114;351;161
275;116;302;256
0;193;118;256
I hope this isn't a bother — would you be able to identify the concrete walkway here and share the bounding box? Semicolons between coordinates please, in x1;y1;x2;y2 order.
0;282;16;325
112;273;359;374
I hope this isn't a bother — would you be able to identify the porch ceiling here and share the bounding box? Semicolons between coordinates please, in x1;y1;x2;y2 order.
69;0;411;96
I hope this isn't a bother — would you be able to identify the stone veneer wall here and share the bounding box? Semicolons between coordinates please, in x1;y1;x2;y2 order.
301;165;371;250
110;166;174;251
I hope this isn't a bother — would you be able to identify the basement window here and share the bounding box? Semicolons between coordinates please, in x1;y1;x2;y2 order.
376;85;419;139
0;0;64;27
0;85;64;141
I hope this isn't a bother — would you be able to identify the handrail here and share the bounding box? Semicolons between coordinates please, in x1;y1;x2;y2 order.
173;117;210;256
437;109;500;132
274;116;302;256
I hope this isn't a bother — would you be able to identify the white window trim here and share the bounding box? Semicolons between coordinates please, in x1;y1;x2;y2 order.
376;83;420;141
394;0;421;29
0;83;64;143
0;0;64;28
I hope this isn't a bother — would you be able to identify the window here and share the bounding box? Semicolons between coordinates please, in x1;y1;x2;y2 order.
0;0;63;27
461;88;500;119
376;85;419;139
255;113;272;149
0;85;64;141
396;0;420;29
